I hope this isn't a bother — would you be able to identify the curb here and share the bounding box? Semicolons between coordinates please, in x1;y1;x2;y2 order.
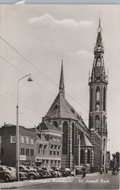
0;173;99;189
0;177;74;189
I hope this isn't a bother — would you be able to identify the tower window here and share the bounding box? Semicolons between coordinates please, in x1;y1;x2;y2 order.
95;115;100;128
97;58;101;66
96;103;100;111
103;87;106;111
96;87;100;101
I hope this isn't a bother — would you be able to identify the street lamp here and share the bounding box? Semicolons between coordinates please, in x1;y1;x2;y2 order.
16;74;33;181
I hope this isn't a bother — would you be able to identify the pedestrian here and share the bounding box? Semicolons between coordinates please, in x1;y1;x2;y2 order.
100;167;103;175
105;168;108;174
82;167;86;178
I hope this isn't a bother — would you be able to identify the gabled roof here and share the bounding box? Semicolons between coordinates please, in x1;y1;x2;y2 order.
45;61;89;133
45;93;78;120
45;93;87;130
81;133;93;147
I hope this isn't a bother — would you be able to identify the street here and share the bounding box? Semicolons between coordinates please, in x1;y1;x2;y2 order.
17;172;119;189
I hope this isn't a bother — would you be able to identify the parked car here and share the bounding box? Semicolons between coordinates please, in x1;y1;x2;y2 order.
19;165;29;174
48;169;58;178
0;165;16;182
19;165;40;180
40;168;52;178
59;168;68;177
34;167;43;178
8;166;28;181
51;167;62;177
59;168;71;176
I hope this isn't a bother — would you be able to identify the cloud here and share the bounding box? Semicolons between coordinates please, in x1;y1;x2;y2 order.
15;0;24;4
29;13;93;28
66;50;91;57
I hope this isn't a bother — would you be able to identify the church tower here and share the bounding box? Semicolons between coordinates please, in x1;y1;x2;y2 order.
88;19;108;169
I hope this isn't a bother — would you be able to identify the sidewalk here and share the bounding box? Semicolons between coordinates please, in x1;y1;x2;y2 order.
0;173;99;189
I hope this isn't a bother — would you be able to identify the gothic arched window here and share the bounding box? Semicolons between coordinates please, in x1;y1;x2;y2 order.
95;115;100;128
103;87;106;111
62;122;68;154
87;149;91;164
80;149;85;164
72;123;74;155
90;88;93;111
96;87;100;101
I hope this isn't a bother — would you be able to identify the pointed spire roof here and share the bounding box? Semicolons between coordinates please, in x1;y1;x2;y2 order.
94;18;104;54
59;59;65;96
89;19;108;85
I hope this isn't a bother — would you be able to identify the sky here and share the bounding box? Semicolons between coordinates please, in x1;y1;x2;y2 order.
0;4;119;154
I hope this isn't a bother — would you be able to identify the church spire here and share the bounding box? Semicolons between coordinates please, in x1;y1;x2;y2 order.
59;59;65;96
89;19;108;84
94;18;104;54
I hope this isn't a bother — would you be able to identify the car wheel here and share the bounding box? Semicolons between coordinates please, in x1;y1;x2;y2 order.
4;176;10;182
29;174;35;180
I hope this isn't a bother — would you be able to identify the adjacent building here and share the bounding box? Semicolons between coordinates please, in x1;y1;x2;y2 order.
0;124;35;167
35;121;62;168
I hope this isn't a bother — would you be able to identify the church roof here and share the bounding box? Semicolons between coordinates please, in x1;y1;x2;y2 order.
81;133;93;147
45;61;88;132
45;92;86;127
45;93;75;120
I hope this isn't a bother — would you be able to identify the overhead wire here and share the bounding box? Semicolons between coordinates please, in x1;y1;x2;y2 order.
0;35;89;118
0;88;45;114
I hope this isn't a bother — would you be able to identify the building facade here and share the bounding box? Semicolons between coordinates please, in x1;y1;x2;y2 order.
88;19;108;170
35;121;62;168
0;124;35;167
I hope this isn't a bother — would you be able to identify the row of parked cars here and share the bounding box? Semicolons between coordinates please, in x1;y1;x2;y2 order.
0;165;74;182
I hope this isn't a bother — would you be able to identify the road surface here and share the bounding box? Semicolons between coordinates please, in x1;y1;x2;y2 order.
17;172;119;189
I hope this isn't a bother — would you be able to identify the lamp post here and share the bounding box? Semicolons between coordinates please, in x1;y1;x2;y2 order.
16;74;33;181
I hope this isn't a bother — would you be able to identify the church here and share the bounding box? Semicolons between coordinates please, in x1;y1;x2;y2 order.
37;19;108;172
0;20;108;172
